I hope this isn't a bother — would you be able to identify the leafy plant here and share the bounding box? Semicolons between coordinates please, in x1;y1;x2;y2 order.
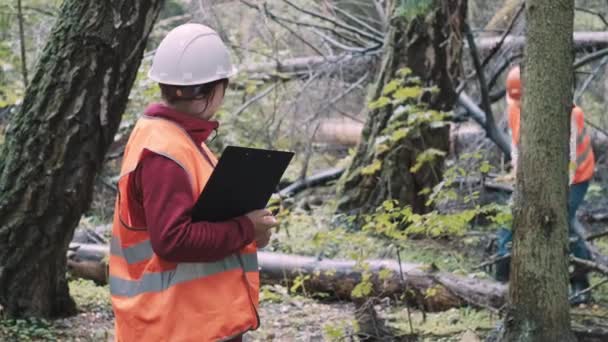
397;0;434;20
0;317;56;341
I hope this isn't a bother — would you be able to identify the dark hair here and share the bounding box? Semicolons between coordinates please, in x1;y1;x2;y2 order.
159;78;229;104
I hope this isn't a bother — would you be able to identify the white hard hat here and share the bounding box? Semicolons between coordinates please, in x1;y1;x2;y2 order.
149;23;237;86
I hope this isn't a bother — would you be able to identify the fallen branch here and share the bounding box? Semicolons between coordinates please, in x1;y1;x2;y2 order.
571;256;608;277
457;92;512;158
473;32;608;52
240;53;378;79
586;230;608;242
279;167;344;197
67;243;507;312
474;254;510;270
569;278;608;302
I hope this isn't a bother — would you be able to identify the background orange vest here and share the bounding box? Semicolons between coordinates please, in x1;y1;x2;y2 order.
507;100;595;184
109;116;260;342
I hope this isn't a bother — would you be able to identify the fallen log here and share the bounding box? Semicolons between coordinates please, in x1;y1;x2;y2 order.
67;243;507;312
472;31;608;52
278;167;344;197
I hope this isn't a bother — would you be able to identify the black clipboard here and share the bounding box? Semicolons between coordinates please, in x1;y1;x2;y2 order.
192;146;294;222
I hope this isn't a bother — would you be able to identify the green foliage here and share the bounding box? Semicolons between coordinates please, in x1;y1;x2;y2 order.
361;159;382;175
323;320;352;341
69;279;110;311
410;148;446;173
0;317;56;341
290;274;311;295
351;270;373;298
259;285;285;303
360;150;512;239
361;69;449;178
397;0;434;20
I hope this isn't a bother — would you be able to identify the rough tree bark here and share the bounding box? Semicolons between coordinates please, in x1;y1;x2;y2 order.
500;0;576;341
336;0;466;217
0;0;163;318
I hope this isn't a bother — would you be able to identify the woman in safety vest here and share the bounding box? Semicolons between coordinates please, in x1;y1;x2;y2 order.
109;23;278;341
496;65;595;304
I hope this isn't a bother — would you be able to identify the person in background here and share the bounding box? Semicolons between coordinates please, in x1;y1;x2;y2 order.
495;65;595;304
109;23;278;341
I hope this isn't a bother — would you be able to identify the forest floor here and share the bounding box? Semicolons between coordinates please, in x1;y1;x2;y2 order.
1;183;608;341
2;238;607;341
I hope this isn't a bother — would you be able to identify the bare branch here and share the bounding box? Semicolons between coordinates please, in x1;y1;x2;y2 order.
458;92;512;157
574;47;608;69
586;229;608;241
575;7;608;28
311;28;370;53
574;56;608;103
281;0;384;44
465;25;493;116
232;82;279;117
272;16;326;56
463;25;513;159
262;3;365;48
568;278;608;302
481;2;525;68
303;71;369;123
328;3;385;38
571;256;608;277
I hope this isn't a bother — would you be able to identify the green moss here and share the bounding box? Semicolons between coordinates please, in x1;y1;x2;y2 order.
69;279;110;311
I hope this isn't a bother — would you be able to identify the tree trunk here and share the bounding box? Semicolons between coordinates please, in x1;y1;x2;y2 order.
500;1;576;341
336;0;466;217
0;0;163;318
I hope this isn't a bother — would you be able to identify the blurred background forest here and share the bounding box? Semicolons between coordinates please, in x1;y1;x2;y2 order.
1;0;608;341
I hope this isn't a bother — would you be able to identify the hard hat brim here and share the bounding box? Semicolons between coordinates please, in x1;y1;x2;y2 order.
149;66;238;86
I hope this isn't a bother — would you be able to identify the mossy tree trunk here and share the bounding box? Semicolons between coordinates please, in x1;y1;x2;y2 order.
0;0;163;318
336;0;466;217
499;0;576;341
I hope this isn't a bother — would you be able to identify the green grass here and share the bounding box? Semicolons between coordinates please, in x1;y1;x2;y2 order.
386;307;497;340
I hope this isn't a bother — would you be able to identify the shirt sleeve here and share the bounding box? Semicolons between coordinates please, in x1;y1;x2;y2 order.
135;152;255;263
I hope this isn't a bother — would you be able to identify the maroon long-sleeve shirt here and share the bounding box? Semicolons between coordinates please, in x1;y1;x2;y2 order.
126;103;255;263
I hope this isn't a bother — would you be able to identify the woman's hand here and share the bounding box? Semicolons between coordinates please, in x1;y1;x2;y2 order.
245;209;278;248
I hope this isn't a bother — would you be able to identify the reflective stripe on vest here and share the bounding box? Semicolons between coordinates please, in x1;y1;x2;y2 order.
577;126;587;145
110;250;258;297
577;142;592;166
110;236;153;265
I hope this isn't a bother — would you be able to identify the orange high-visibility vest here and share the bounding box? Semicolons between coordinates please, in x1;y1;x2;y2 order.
507;100;595;184
109;115;260;342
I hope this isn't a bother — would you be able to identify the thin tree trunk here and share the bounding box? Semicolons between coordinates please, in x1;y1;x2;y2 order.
0;0;163;318
16;0;27;88
336;0;466;217
500;0;576;341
